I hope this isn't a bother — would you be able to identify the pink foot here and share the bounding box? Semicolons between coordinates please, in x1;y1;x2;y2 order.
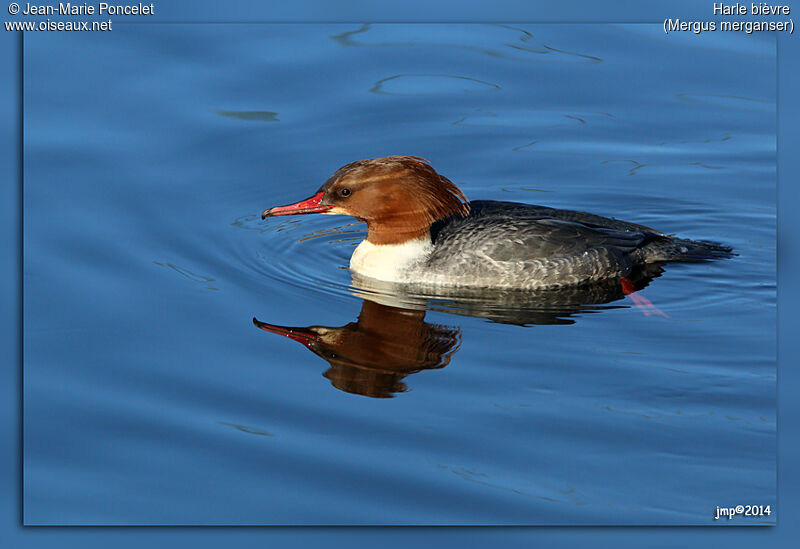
619;277;669;318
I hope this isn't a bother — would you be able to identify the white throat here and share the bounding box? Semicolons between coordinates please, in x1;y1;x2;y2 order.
349;237;433;282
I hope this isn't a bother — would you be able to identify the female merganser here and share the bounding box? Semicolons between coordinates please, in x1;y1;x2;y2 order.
261;156;732;290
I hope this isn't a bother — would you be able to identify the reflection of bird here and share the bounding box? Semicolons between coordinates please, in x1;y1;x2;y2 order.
253;300;461;398
261;156;732;292
252;262;669;398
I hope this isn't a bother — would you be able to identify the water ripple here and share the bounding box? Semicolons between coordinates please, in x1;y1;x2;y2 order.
212;109;280;122
232;213;362;303
370;74;501;96
331;23;603;64
153;261;219;291
453;109;613;128
675;93;774;111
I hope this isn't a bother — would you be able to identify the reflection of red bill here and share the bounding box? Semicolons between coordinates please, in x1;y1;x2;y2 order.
252;318;320;350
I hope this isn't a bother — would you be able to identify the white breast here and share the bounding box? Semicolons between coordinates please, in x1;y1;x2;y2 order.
349;238;433;282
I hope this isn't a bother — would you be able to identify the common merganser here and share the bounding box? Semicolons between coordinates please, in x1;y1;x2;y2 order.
261;156;732;290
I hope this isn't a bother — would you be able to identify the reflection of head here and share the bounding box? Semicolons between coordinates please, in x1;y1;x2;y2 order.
254;299;461;398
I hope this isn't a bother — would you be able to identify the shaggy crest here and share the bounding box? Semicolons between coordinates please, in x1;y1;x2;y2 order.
325;155;470;226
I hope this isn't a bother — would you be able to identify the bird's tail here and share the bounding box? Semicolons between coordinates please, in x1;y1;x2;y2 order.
639;236;735;263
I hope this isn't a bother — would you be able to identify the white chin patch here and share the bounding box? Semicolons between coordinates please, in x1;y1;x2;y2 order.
323;206;350;215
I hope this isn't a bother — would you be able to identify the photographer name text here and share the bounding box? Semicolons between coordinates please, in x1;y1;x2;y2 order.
19;2;153;15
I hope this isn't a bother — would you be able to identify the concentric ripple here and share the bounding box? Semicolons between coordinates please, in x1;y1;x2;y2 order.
230;213;363;303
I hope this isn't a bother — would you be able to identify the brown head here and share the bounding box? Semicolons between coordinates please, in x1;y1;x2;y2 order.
261;156;470;245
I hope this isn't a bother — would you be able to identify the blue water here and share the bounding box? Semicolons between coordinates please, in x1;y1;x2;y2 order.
23;24;775;524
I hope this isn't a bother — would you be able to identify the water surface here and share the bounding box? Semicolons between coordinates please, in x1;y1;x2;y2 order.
23;24;775;524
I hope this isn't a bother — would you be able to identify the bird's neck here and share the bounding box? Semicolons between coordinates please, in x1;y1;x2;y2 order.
349;235;433;282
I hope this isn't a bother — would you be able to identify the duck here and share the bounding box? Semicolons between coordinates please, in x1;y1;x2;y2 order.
261;156;732;291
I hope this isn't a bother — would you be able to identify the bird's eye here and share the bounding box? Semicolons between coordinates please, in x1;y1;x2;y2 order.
340;188;351;197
